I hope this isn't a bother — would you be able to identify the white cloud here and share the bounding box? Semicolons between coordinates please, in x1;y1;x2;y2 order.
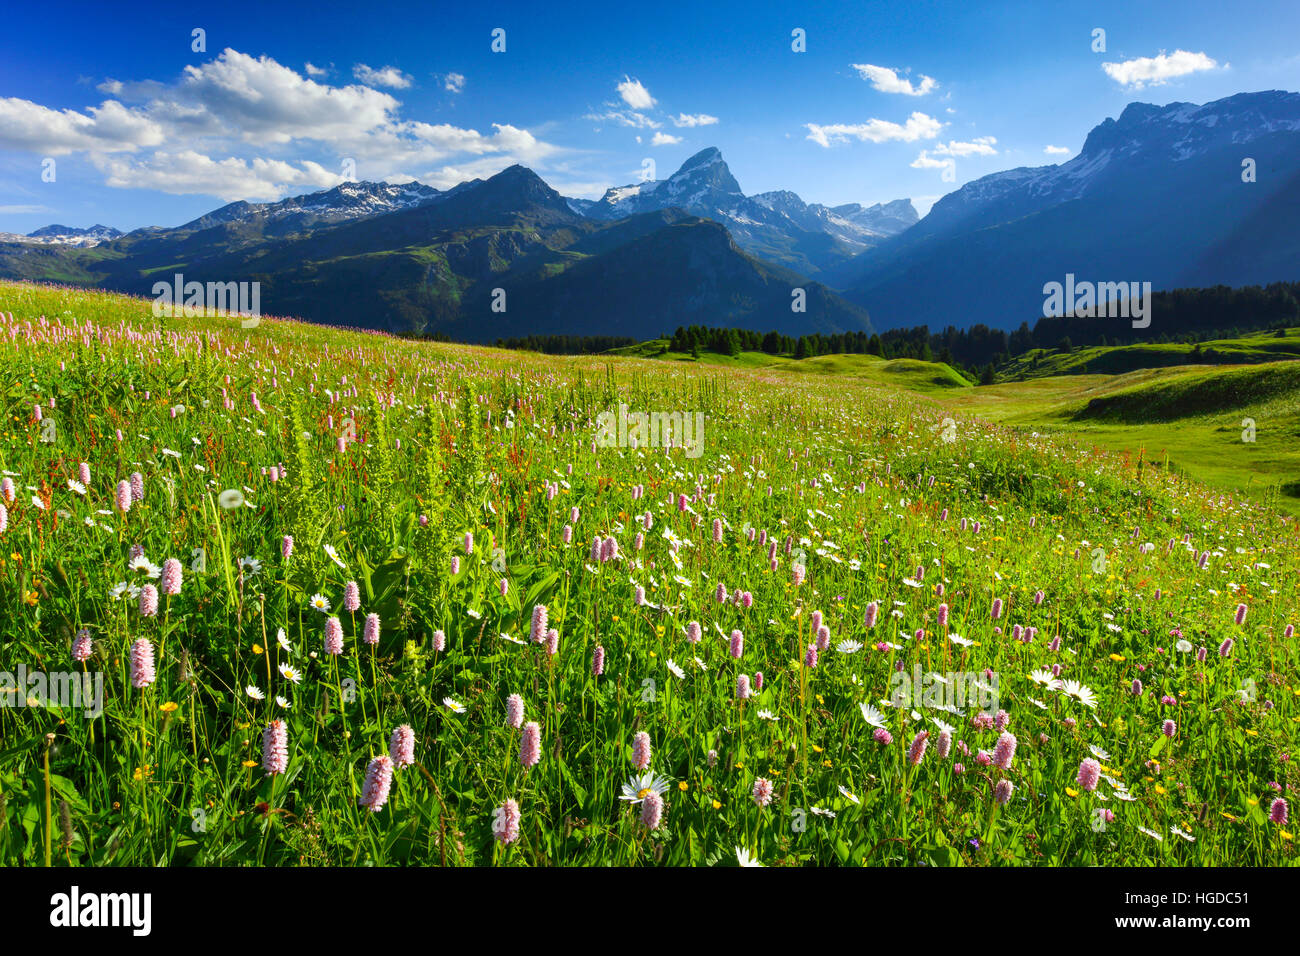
0;96;164;154
932;136;997;157
1101;50;1219;89
92;150;342;201
0;204;53;215
805;112;943;147
178;51;400;143
910;151;954;171
353;63;413;89
0;49;566;202
583;109;661;129
444;72;466;93
1044;144;1072;155
851;64;938;96
651;131;682;146
550;179;613;200
672;113;719;127
617;76;656;110
304;63;328;77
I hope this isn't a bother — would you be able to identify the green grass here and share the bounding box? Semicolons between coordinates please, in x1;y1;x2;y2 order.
606;344;973;393
935;363;1300;515
1;280;1296;868
1001;329;1300;380
614;337;1300;513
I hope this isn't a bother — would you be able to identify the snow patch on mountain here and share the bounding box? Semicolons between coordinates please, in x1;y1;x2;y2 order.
0;224;124;247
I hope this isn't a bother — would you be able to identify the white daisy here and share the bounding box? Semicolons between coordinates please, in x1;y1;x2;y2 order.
619;771;672;804
278;663;302;684
127;555;157;576
245;685;265;700
735;846;764;867
443;697;466;713
309;593;331;613
859;701;887;729
1061;680;1098;708
1030;668;1064;691
323;544;347;569
666;659;685;680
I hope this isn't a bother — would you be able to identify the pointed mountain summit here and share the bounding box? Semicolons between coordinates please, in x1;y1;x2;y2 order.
568;147;914;275
657;146;744;199
462;164;576;219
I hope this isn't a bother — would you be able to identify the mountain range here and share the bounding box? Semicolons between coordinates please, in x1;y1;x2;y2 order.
0;223;123;247
830;89;1300;330
567;146;917;275
0;162;873;340
2;90;1299;338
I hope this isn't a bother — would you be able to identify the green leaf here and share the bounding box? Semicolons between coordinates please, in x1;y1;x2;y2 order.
834;837;852;864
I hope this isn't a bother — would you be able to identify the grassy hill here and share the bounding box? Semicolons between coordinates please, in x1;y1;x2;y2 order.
603;335;1300;513
606;341;973;393
999;328;1300;380
937;362;1300;514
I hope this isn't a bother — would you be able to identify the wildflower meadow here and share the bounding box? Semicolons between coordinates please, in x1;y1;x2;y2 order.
1;281;1295;867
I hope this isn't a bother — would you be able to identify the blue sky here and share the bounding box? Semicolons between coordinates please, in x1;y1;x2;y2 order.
2;0;1298;232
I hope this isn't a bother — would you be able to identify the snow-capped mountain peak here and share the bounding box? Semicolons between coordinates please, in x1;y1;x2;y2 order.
178;180;447;232
570;147;914;275
0;223;125;247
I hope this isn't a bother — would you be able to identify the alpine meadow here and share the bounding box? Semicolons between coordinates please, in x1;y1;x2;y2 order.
0;280;1294;867
1;0;1299;879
